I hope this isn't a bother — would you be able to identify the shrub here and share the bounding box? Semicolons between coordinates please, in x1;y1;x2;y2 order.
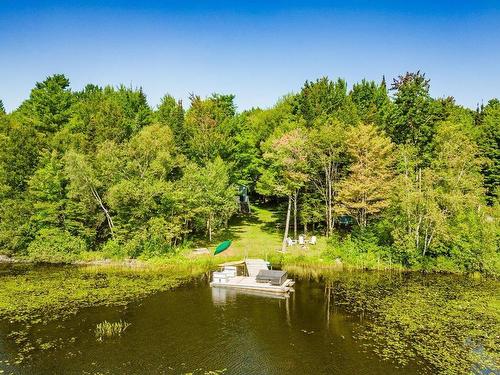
27;228;86;263
123;217;180;259
102;239;127;259
323;230;394;270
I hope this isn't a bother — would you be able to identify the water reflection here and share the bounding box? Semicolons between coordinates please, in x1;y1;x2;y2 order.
211;286;289;304
1;275;425;375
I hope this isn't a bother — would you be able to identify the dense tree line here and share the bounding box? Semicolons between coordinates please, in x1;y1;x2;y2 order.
0;73;498;273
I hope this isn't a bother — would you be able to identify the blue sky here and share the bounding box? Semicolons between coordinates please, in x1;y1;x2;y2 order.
1;1;499;112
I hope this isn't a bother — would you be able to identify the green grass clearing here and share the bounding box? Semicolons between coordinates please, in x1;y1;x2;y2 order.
195;204;328;261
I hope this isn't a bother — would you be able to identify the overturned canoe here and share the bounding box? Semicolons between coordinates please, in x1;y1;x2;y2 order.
214;240;232;255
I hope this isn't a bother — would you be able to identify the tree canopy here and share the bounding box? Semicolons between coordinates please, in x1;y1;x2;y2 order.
0;73;498;274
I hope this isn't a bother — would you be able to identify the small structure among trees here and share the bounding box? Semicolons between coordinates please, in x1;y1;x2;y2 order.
238;185;251;213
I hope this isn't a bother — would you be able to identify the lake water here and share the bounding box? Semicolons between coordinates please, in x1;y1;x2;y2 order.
0;273;427;375
1;267;498;374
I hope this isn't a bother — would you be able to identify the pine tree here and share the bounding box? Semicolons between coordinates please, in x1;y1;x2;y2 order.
386;71;441;163
477;99;500;202
20;74;74;133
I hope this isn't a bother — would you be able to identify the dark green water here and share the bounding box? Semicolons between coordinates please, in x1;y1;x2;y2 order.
0;275;424;375
1;267;499;375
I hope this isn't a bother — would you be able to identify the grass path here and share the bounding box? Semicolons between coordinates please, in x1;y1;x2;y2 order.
200;205;327;261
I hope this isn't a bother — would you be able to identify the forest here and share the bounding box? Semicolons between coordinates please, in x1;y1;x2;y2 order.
0;72;498;275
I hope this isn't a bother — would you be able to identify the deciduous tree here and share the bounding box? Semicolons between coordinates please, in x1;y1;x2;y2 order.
337;124;394;227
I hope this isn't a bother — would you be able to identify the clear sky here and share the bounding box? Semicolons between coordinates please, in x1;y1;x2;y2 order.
1;1;499;112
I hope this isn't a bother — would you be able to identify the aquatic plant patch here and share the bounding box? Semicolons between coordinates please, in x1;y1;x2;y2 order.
95;320;131;340
0;262;213;363
320;272;500;374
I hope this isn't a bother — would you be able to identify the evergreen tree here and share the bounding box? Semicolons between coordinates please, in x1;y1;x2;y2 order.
294;77;348;126
386;71;441;162
350;78;390;127
155;95;184;144
477;99;500;202
18;74;74;133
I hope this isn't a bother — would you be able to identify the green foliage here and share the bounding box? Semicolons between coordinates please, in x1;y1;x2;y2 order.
350;78;390;127
0;72;497;274
101;239;127;259
183;94;236;162
66;84;152;151
155;94;184;143
391;120;498;274
0;198;32;255
293;77;348;126
18;74;73;133
0;117;41;191
386;71;442;162
337;124;395;227
179;157;238;241
27;151;66;232
27;228;87;263
123;217;184;258
323;229;393;270
477;99;500;201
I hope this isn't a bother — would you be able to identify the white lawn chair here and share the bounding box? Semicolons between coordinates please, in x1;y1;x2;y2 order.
309;236;317;245
298;235;305;245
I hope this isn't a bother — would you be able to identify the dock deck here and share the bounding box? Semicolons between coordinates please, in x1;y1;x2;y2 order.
210;276;294;293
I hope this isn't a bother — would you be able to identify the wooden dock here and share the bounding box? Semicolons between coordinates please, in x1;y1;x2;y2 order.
210;276;294;293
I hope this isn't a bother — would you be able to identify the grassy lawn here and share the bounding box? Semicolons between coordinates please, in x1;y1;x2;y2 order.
197;204;328;261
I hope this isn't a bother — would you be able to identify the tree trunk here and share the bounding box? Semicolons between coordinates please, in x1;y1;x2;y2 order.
91;187;114;239
327;167;333;236
324;167;330;237
207;215;212;242
281;195;292;252
293;189;298;239
325;205;329;237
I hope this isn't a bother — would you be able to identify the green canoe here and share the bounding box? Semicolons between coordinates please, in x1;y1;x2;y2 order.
214;240;232;255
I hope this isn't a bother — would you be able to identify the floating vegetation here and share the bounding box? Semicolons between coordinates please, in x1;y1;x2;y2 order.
95;320;131;340
0;262;213;364
0;262;213;325
308;270;500;375
183;369;227;375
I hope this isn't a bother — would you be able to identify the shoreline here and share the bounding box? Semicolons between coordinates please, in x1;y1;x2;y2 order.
0;253;493;279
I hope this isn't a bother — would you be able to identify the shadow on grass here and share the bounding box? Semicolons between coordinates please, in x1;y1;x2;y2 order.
258;204;286;235
199;204;284;250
